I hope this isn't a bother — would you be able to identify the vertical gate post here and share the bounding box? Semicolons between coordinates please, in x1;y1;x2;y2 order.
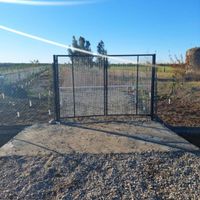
105;58;108;116
71;56;76;117
53;55;60;122
104;58;108;116
151;54;156;120
103;58;106;115
136;56;139;114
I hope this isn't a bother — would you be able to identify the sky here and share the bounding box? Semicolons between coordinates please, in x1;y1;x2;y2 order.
0;0;199;63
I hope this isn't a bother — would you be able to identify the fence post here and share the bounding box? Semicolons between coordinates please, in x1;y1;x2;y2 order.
151;54;156;120
71;56;76;117
136;56;139;114
104;58;108;116
53;55;60;122
106;58;108;116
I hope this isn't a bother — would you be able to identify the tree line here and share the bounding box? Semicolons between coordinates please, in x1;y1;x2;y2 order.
68;36;107;65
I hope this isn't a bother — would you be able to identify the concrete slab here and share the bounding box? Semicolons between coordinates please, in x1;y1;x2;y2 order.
0;120;199;156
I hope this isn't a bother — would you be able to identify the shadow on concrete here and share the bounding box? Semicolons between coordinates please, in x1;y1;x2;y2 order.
155;117;200;148
61;122;199;153
76;120;169;132
14;138;64;156
2;120;198;156
0;125;29;147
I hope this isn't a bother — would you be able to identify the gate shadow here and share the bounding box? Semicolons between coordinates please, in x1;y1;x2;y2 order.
62;121;199;153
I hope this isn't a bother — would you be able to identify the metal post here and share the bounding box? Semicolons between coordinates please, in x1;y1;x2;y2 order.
71;56;76;117
53;55;60;122
103;58;106;115
155;65;158;116
104;58;106;115
151;54;156;120
136;56;139;114
103;58;108;116
105;58;108;116
154;55;158;118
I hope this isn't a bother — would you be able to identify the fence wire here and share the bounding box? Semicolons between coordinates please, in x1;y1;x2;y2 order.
56;55;155;119
0;64;54;126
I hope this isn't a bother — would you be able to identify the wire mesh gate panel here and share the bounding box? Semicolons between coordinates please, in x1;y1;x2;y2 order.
107;55;154;115
56;56;104;118
53;54;156;120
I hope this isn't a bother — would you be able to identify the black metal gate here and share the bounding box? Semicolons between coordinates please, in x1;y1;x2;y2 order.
53;54;156;121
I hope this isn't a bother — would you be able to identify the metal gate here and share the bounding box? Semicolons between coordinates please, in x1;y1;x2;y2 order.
53;54;156;121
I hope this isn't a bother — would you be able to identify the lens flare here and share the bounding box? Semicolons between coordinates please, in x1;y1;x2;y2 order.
0;25;135;63
0;0;96;6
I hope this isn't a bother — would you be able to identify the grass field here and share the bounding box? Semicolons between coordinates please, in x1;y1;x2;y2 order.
156;65;175;79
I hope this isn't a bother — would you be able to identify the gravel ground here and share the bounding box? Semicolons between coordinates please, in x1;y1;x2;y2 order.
0;151;199;200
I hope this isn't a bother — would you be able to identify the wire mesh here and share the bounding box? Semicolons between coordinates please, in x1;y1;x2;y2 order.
58;56;104;118
58;57;74;118
73;57;104;116
56;54;155;118
0;64;54;125
107;56;138;115
137;56;153;115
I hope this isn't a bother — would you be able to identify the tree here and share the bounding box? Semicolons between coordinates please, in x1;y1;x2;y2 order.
79;36;85;50
68;36;93;66
97;40;107;64
68;36;78;57
30;59;39;66
97;40;107;55
85;40;91;52
85;40;93;67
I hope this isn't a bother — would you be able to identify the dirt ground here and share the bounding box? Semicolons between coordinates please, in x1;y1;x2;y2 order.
157;87;200;127
0;118;198;156
157;70;200;127
0;69;53;126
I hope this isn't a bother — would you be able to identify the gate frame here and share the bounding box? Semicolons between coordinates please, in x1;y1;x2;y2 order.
52;54;156;122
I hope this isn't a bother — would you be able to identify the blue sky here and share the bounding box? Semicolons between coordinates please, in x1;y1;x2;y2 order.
0;0;199;63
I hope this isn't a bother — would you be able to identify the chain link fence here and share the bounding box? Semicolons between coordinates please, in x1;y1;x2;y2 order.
0;54;156;126
0;64;54;126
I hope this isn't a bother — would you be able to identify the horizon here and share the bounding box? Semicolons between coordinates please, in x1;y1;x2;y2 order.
0;0;199;63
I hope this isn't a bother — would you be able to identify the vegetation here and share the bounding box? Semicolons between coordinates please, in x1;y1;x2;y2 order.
0;63;51;75
157;57;200;127
68;36;92;57
68;36;107;66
